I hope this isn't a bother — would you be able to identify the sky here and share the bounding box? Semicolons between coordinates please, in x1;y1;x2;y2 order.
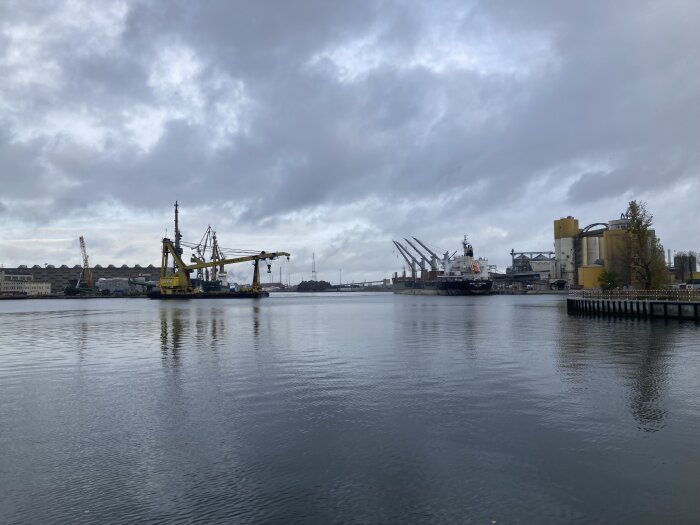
1;0;698;284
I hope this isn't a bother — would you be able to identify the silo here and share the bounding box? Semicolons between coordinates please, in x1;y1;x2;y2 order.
553;216;579;284
587;236;600;265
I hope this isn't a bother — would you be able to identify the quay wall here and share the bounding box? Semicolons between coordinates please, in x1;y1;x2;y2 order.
567;292;700;320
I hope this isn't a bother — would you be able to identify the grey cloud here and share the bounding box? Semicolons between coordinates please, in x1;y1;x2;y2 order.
1;0;699;269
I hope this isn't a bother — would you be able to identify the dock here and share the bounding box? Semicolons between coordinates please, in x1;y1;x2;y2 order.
567;290;700;320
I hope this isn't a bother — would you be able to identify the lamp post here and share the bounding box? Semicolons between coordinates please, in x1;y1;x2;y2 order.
339;268;342;288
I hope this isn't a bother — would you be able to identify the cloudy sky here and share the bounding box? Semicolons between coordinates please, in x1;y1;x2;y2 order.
1;0;698;283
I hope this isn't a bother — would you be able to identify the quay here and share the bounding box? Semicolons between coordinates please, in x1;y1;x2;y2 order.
567;290;700;320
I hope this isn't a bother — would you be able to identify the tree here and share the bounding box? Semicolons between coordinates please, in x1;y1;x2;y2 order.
598;269;621;291
626;200;668;290
296;280;331;292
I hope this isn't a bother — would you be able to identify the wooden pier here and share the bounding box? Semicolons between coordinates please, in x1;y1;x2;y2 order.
567;290;700;320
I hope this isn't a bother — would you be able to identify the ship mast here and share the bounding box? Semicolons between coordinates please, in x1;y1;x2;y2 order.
174;201;183;270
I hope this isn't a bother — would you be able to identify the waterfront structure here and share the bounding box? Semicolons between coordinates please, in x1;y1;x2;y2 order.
505;251;559;288
1;265;159;295
0;271;51;296
567;289;700;320
553;214;666;289
95;277;152;294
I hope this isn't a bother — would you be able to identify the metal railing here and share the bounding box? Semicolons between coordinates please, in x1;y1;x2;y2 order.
568;289;700;302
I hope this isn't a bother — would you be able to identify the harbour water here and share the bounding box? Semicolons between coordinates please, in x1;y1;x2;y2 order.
1;294;699;523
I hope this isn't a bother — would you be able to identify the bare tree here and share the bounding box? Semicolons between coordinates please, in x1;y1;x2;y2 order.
626;200;668;290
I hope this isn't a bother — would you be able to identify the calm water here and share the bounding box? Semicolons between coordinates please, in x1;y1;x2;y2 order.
1;293;699;524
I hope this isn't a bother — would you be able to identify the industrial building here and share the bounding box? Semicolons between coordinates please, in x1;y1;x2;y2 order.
673;252;697;282
0;265;159;295
506;212;677;291
0;271;51;296
503;251;560;290
553;214;665;289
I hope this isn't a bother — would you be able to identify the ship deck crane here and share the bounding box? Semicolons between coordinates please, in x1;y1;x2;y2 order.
403;238;430;271
393;240;418;279
412;237;440;271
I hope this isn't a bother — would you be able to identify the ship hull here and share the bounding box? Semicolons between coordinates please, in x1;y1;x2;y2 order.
392;279;492;296
148;290;269;299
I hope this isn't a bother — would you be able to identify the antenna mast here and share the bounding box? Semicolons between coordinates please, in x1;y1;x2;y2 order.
311;252;317;281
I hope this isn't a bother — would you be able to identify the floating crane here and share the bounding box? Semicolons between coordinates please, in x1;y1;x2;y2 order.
150;202;290;298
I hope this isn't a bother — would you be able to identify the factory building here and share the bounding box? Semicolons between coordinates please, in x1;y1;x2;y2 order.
553;214;663;289
1;265;159;295
673;252;697;282
504;251;560;289
95;277;150;294
0;272;51;296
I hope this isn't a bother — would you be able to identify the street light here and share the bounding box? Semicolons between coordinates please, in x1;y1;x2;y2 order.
339;268;342;287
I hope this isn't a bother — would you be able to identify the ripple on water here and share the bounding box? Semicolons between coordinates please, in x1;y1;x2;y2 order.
1;295;700;524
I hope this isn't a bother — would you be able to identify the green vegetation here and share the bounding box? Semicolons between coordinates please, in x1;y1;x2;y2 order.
598;269;621;291
296;280;331;292
626;200;669;290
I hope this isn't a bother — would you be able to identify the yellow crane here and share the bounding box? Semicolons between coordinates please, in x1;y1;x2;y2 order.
151;203;290;297
77;236;94;289
156;236;290;296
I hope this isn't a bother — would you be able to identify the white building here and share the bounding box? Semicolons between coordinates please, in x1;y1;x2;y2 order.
0;272;52;296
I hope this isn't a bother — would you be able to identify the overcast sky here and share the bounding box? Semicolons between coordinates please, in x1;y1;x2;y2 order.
1;0;698;284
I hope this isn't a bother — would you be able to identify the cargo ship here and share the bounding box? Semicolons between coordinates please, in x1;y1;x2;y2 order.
392;236;492;296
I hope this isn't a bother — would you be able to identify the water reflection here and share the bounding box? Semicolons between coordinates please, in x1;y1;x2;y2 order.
253;305;260;341
556;316;674;432
2;295;700;524
77;318;89;361
555;316;589;380
160;306;186;361
629;322;671;432
210;307;224;343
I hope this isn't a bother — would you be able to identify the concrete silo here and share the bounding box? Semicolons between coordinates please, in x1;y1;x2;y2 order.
553;216;579;285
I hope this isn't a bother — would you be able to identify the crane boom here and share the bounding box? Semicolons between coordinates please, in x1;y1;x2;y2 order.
159;236;290;295
413;237;440;270
79;236;93;289
156;203;290;297
403;238;428;270
393;240;417;278
412;237;438;259
186;251;290;271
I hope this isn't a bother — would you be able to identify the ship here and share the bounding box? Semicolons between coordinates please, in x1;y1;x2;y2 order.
148;202;289;299
391;236;493;295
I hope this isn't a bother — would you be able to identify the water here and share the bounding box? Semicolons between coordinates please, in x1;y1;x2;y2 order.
1;293;699;524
